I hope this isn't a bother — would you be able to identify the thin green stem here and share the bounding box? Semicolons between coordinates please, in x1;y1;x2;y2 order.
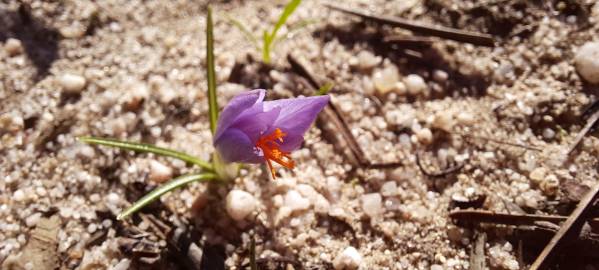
206;6;219;134
117;173;217;220
78;137;213;171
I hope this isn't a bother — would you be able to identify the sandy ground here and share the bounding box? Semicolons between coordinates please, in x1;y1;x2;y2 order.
2;0;599;269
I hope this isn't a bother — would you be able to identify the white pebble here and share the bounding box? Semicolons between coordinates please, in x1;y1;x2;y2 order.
542;128;555;139
404;74;428;95
333;246;362;270
13;190;25;202
432;113;454;132
380;181;398;197
25;213;41;227
529;167;547;185
149;160;173;183
112;259;132;270
361;193;383;218
373;66;400;94
416;128;434;145
432;70;448;82
59;73;87;93
431;265;444;270
225;190;256;221
284;190;311;212
106;192;120;206
575;42;599;84
456;112;475;125
4;38;23;56
356;50;381;70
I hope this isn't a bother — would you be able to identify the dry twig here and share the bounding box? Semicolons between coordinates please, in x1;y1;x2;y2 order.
529;182;599;269
325;3;495;47
566;106;599;156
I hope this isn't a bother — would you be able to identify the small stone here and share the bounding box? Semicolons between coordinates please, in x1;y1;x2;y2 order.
361;193;383;218
59;73;87;93
284;190;311;212
394;81;407;95
575;42;599;84
529;167;547;185
542;128;555;139
380;181;398;197
456;112;475;125
60;25;86;38
106;192;120;206
149;160;173;183
356;50;381;70
416;128;433;145
13;190;25;202
112;259;132;270
404;74;427;95
333;246;362;270
313;195;331;214
25;213;41;227
4;38;23;56
432;112;454;132
373;66;400;94
432;70;448;82
431;265;444;270
226;190;256;221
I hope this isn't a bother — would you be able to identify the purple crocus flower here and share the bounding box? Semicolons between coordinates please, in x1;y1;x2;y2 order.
213;89;329;178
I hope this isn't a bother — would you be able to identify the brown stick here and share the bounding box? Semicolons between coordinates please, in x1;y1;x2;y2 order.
383;35;434;48
566;108;599;156
529;182;599;270
460;133;543;151
325;3;495;47
450;209;599;227
470;232;486;270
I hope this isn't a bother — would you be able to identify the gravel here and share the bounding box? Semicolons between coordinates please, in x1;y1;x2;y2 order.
2;0;599;268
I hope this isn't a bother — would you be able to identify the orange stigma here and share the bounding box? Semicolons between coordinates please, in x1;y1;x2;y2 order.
255;128;295;179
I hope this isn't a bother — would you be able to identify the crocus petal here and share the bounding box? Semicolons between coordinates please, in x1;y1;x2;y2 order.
214;89;266;142
214;127;263;163
232;105;282;143
263;95;329;152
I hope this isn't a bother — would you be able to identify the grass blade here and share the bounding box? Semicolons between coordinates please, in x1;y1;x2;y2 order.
263;0;301;63
269;0;302;42
262;30;270;64
117;173;217;220
206;6;219;134
225;14;258;49
78;136;213;171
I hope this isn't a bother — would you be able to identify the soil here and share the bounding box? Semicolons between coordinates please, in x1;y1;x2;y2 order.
2;0;599;269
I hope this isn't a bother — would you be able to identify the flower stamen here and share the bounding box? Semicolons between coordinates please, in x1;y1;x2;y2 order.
256;128;295;179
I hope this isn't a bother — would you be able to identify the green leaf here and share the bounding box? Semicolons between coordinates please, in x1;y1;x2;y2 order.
117;173;217;220
78;137;213;171
262;30;271;64
206;6;219;134
224;14;258;49
268;0;302;43
316;81;334;96
262;0;301;63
